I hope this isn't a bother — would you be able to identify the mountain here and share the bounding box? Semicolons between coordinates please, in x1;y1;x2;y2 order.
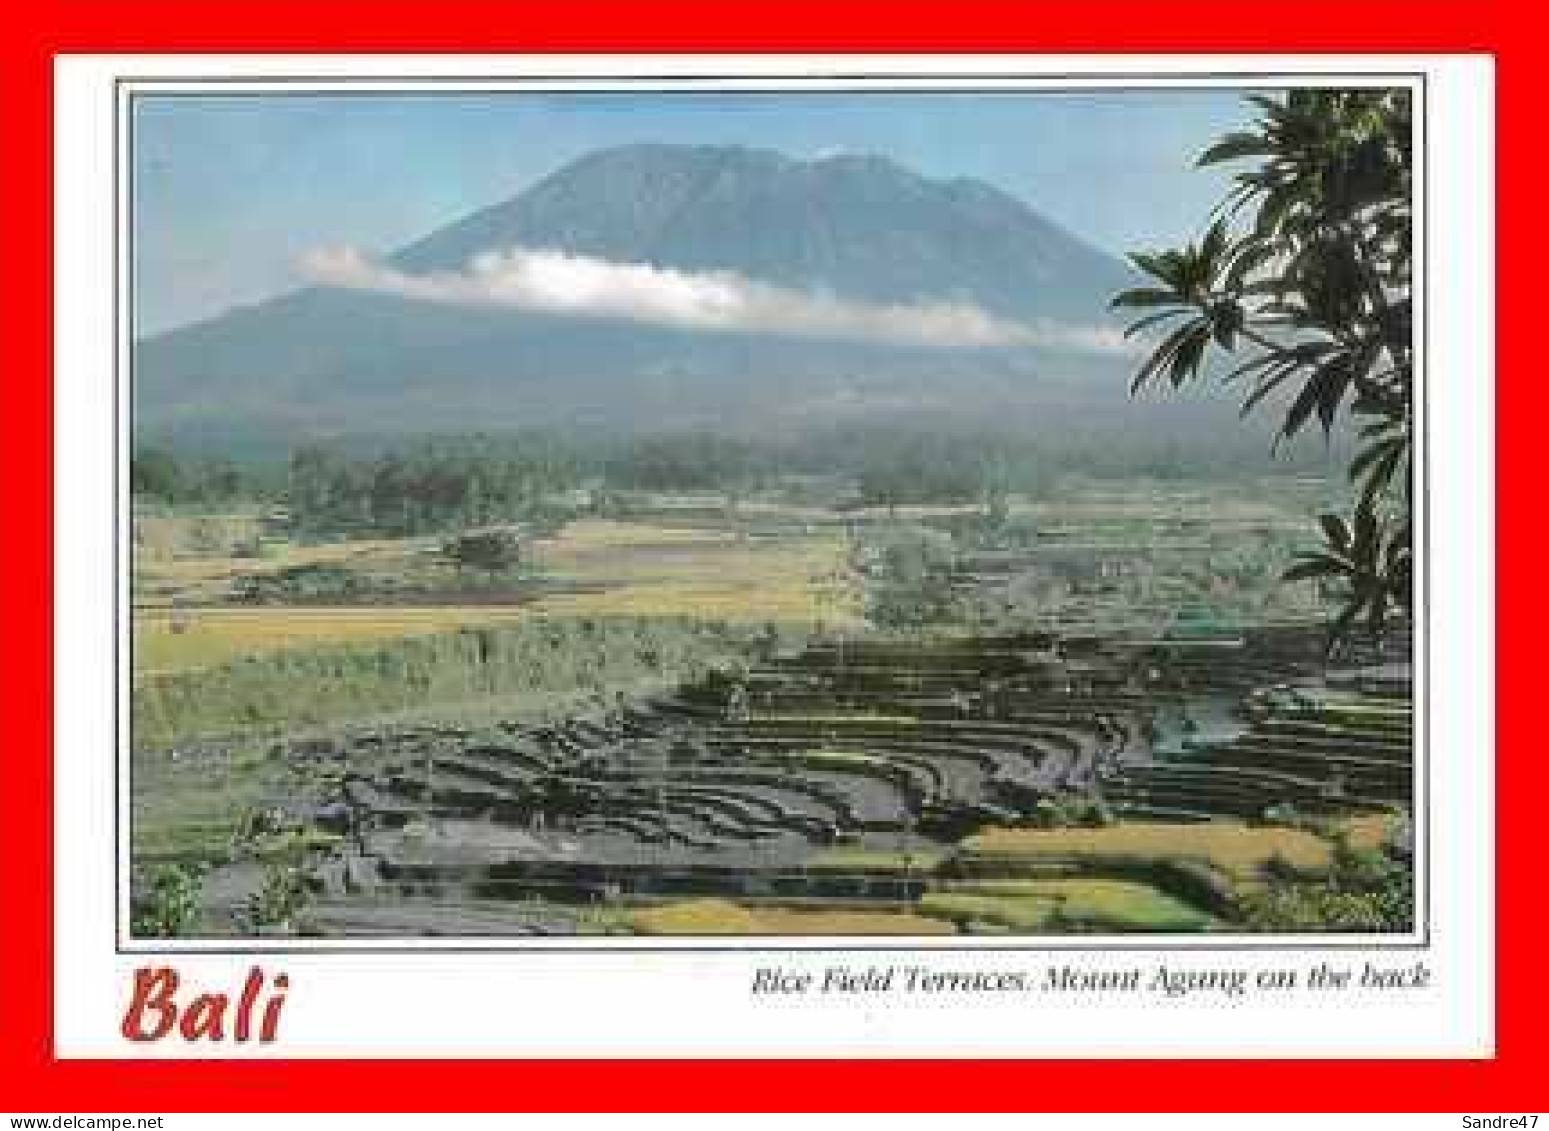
135;143;1187;445
390;145;1128;322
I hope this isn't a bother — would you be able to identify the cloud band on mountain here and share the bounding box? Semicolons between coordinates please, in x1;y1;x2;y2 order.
299;244;1132;355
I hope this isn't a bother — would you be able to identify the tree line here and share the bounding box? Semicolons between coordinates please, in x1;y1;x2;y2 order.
133;414;1338;539
282;439;582;536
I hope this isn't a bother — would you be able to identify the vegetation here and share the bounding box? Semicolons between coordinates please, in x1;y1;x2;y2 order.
926;878;1211;932
132;447;264;505
134;616;762;748
250;861;309;930
1028;794;1117;829
135;515;859;676
231;562;377;604
130;863;203;937
961;821;1337;882
622;899;954;936
442;529;522;577
919;888;1063;931
134;416;1341;533
850;433;991;511
603;433;766;493
1237;841;1413;932
136;605;537;674
283;437;581;538
863;531;960;628
1114;90;1412;647
524;519;860;625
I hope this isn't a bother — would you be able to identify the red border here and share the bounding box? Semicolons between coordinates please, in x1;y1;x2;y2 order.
0;1;1526;1111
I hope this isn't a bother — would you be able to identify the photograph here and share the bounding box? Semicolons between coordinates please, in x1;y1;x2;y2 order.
125;82;1418;942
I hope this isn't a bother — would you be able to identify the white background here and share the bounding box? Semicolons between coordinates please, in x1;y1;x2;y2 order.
54;54;1494;1058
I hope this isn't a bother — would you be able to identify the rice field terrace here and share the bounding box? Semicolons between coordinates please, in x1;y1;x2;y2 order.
130;481;1414;939
140;623;1414;938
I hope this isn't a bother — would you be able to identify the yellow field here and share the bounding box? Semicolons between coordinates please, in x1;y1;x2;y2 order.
961;821;1335;880
527;518;859;625
136;536;440;584
624;898;953;936
134;606;535;675
133;517;861;675
535;517;737;552
622;880;1210;935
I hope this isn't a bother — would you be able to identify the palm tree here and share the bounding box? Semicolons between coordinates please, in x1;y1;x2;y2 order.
1112;90;1412;650
1283;504;1410;648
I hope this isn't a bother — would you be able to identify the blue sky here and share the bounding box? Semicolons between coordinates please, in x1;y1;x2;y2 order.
132;89;1258;335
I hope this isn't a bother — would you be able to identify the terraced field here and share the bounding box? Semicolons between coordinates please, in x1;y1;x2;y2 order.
164;626;1413;937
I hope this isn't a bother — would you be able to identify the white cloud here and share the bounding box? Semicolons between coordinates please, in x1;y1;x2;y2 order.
299;243;1133;355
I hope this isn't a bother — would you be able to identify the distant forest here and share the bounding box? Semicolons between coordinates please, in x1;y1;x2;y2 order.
132;423;1343;537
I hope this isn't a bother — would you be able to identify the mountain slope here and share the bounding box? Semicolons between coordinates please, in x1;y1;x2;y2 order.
135;143;1144;440
391;144;1130;321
